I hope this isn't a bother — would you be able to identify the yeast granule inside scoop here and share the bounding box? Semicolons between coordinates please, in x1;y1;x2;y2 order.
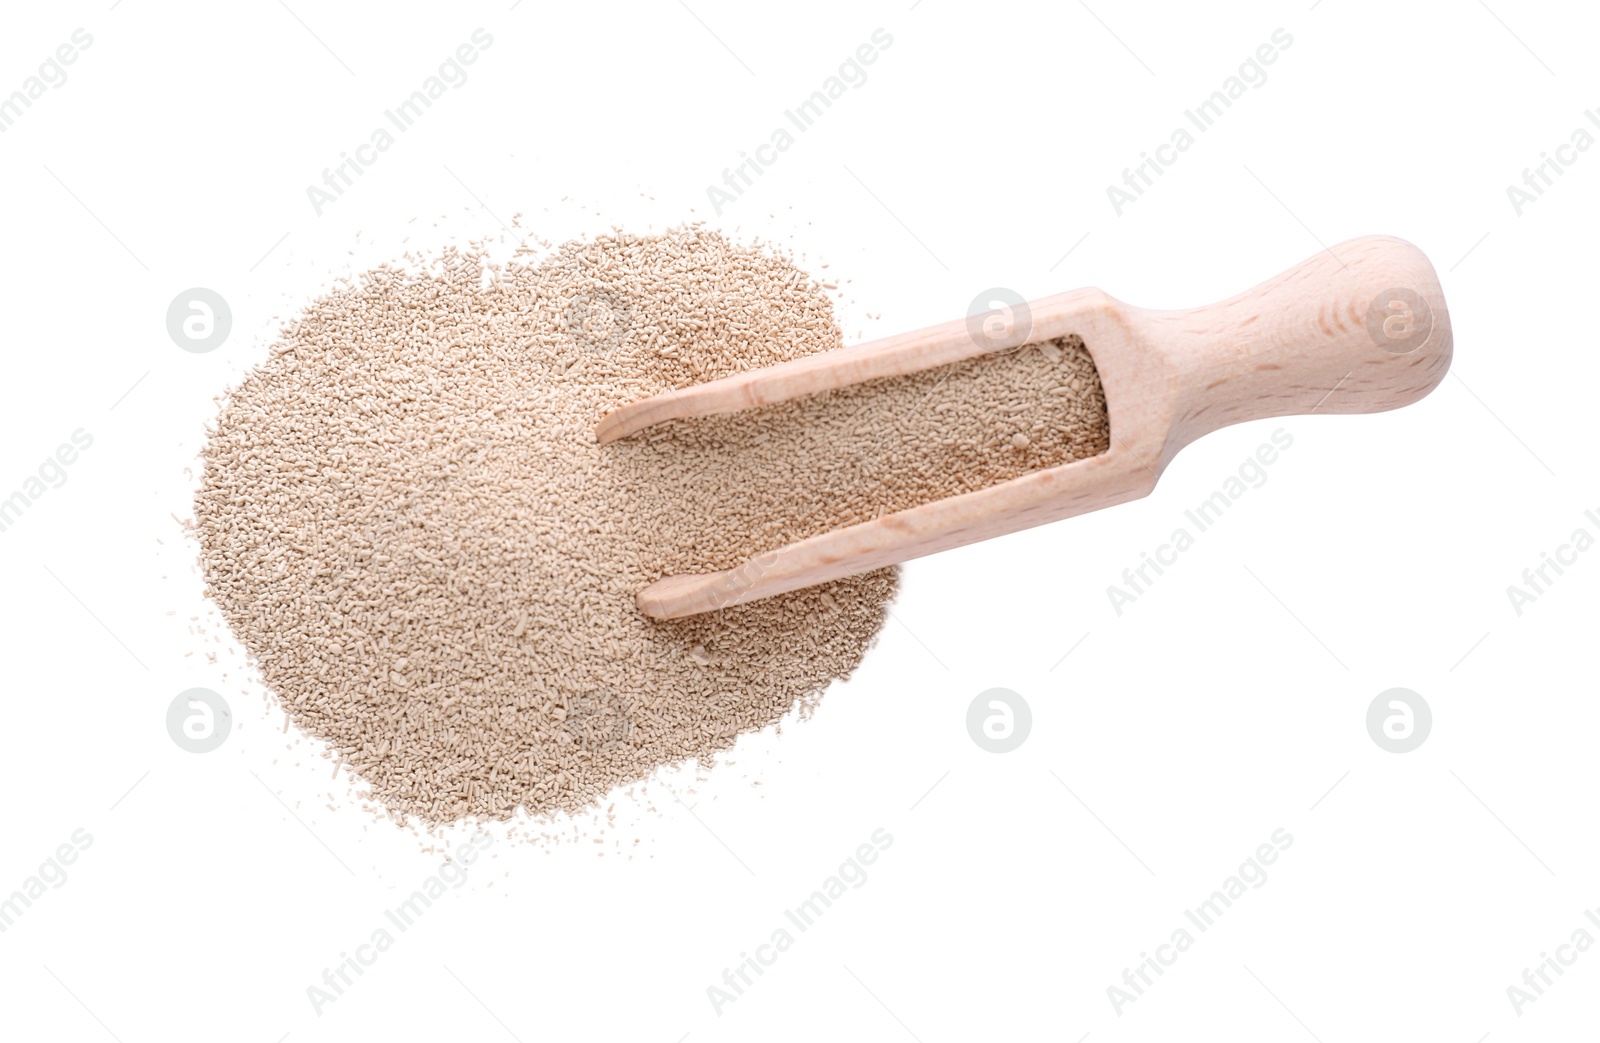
195;227;1108;825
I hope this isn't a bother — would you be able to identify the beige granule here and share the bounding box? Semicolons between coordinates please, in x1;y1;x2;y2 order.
195;226;1108;825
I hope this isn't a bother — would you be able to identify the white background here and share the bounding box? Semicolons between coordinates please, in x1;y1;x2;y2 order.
0;0;1594;1040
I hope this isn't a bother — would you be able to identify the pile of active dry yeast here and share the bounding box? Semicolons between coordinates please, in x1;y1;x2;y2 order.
195;226;1109;825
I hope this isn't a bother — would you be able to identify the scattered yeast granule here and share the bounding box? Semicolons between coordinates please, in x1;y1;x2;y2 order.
195;226;1108;825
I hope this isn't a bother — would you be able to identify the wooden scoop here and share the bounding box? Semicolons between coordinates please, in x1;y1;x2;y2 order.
598;235;1452;619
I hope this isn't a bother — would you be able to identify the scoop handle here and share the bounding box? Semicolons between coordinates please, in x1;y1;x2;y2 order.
1132;235;1452;454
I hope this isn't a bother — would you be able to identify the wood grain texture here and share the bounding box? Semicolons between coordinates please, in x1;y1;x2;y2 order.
605;235;1453;619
